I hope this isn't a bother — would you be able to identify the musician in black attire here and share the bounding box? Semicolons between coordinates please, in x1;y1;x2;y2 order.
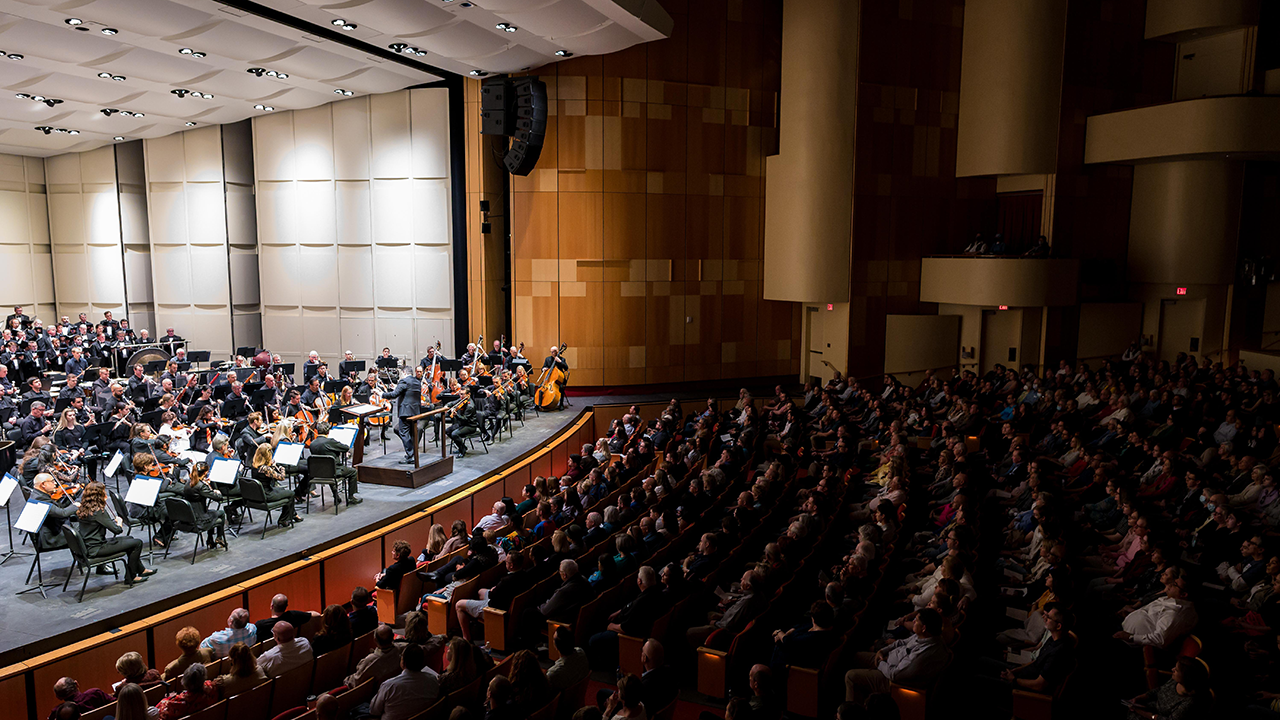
76;482;155;585
541;346;570;410
126;364;153;403
282;389;306;419
300;377;324;409
235;412;270;462
5;306;29;332
383;366;423;464
73;313;93;335
0;343;20;383
21;339;47;381
308;421;361;505
90;331;114;368
64;346;90;380
418;345;443;370
18;401;53;447
447;387;480;458
29;473;78;550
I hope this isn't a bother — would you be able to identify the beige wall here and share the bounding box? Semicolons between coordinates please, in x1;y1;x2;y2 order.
884;314;960;375
762;0;858;303
982;308;1023;373
920;257;1079;307
0;153;54;321
1077;303;1143;359
939;303;982;373
803;302;849;384
1132;283;1231;362
46;147;129;323
1146;0;1260;41
1175;29;1254;100
1264;282;1280;349
956;0;1067;177
1239;349;1280;376
1084;96;1280;163
1128;160;1242;286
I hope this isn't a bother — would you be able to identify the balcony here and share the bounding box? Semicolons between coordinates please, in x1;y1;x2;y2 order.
1084;96;1280;164
920;256;1079;307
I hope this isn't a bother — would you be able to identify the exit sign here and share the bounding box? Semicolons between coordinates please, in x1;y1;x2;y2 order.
827;304;833;311
998;305;1009;310
1176;287;1187;295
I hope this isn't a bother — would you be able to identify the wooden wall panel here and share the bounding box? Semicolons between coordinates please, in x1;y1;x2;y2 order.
529;451;552;480
0;671;28;720
32;632;147;713
323;538;382;608
497;0;799;387
431;498;472;537
474;480;506;520
550;440;569;477
387;514;434;564
504;464;531;498
246;564;322;619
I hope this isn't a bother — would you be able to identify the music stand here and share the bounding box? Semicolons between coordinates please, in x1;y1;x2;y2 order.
0;473;28;564
375;357;398;370
144;360;166;374
223;397;249;420
139;409;164;431
275;363;296;384
236;346;257;359
303;363;319;382
213;384;233;401
248;388;276;411
187;350;211;364
440;360;464;373
175;361;192;372
142;396;161;412
339;360;366;377
232;368;256;383
53;395;73;414
509;359;532;374
323;380;350;395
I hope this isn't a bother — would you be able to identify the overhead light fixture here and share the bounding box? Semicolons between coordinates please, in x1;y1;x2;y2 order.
15;93;28;99
114;136;124;141
98;72;111;78
179;47;194;54
331;18;357;29
253;104;276;112
112;75;125;81
247;67;265;76
101;108;117;116
7;54;22;60
192;52;205;58
331;18;345;25
469;70;487;77
35;126;52;134
333;89;353;96
388;43;406;52
185;122;196;126
495;23;517;32
65;18;83;26
20;94;62;107
32;95;44;102
460;2;473;6
68;130;79;135
555;50;573;57
266;70;276;77
101;28;118;35
172;89;190;98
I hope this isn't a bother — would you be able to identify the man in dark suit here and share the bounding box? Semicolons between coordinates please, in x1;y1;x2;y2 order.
523;559;590;646
588;566;667;670
5;306;29;332
540;346;569;409
309;421;361;504
235;412;270;462
383;366;423;464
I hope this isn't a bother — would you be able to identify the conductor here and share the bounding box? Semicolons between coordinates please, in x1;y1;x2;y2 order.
383;365;423;464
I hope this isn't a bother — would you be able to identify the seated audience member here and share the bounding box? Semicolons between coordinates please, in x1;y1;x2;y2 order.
201;609;257;659
49;677;112;718
312;604;354;656
1124;656;1212;720
216;643;268;697
257;620;314;678
155;664;218;720
455;552;537;641
370;643;439;720
376;540;418;591
475;501;510;534
438;637;481;696
113;652;163;694
349;586;380;637
547;625;591;693
602;675;647;720
844;608;951;706
485;676;517;720
589;566;667;669
1115;573;1198;650
163;626;214;682
508;649;552;708
346;624;403;689
110;683;153;720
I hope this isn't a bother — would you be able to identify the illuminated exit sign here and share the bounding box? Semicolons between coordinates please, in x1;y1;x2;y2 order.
1176;287;1187;295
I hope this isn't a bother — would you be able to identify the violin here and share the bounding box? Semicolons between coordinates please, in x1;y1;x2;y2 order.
38;475;83;502
447;394;471;419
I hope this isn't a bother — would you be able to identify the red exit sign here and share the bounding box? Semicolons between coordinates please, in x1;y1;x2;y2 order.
998;305;1009;310
827;304;834;311
1176;287;1187;295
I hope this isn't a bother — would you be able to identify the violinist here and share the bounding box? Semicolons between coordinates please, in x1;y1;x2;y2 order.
184;461;228;549
19;437;55;486
458;369;475;387
30;472;79;550
235;412;270;463
54;407;95;479
130;424;188;478
447;387;480;458
251;443;302;528
76;481;156;585
157;390;180;419
335;385;355;409
383;365;423;465
191;405;219;454
130;452;181;548
158;410;190;453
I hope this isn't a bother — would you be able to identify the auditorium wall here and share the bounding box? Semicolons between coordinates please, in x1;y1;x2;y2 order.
504;0;801;386
253;88;455;367
0;153;54;322
143;123;260;359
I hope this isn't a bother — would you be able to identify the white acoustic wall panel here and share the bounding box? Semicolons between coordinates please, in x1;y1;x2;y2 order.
47;147;129;322
184;127;225;183
151;245;193;300
185;183;229;245
226;184;258;249
230;251;261;307
254;88;454;369
148;183;189;246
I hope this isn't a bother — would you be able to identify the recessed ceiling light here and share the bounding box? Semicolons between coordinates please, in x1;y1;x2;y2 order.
389;43;406;52
101;28;118;35
15;93;28;99
460;2;473;6
112;75;125;81
333;89;353;96
32;95;44;102
192;52;205;58
496;23;517;32
98;72;111;78
179;47;194;54
172;89;190;98
120;111;131;117
247;67;265;76
278;73;287;79
114;136;124;141
36;126;51;134
135;112;144;117
68;130;79;135
7;54;22;60
331;18;345;25
65;18;83;26
342;23;357;30
185;122;196;126
555;50;573;57
266;70;277;77
469;70;487;77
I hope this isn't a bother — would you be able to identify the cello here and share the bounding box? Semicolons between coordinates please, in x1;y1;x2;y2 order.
534;343;569;411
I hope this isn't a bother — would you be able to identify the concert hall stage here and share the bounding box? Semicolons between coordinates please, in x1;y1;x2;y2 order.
0;400;597;666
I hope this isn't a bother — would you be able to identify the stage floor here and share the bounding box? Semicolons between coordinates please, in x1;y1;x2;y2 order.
0;399;598;666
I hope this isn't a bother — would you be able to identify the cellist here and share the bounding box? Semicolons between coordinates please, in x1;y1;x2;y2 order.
540;346;570;410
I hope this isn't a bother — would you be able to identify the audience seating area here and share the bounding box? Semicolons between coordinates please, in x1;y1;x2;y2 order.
21;357;1280;720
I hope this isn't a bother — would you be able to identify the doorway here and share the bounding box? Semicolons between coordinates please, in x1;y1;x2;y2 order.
805;306;825;382
1158;299;1205;362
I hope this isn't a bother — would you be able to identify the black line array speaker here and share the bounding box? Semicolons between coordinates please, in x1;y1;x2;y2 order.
479;76;548;176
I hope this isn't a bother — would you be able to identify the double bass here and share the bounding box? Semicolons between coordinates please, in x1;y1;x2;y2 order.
534;343;569;411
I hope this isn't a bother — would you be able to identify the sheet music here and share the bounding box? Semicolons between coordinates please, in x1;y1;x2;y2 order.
15;502;51;534
326;424;358;449
179;450;205;464
104;451;124;477
273;442;304;466
0;474;17;509
209;457;241;485
344;403;379;415
125;476;163;507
